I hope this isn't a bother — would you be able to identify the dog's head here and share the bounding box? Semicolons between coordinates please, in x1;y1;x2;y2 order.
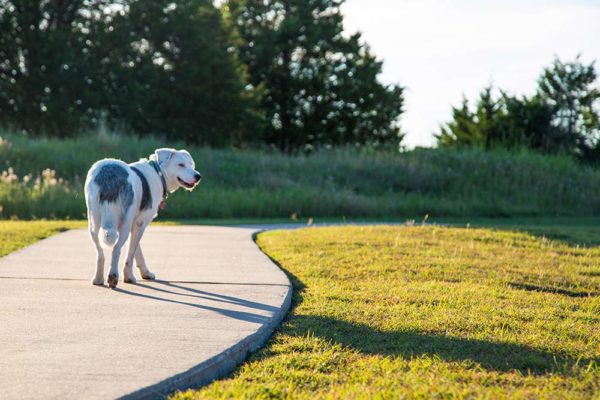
152;148;201;192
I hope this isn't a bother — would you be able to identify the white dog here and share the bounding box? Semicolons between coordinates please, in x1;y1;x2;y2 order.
84;148;201;288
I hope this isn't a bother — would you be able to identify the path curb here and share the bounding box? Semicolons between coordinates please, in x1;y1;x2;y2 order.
120;230;293;399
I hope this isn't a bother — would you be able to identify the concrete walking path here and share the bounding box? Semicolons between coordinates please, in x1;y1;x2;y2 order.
0;226;292;399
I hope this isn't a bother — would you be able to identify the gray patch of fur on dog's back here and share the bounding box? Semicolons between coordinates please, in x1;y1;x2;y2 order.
94;164;134;211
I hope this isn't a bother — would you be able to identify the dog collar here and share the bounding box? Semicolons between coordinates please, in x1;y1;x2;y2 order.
149;159;168;201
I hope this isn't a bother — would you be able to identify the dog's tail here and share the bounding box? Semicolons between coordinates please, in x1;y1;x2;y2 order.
99;202;119;248
100;226;118;248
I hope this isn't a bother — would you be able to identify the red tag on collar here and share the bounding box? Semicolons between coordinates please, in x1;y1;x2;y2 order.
159;201;167;210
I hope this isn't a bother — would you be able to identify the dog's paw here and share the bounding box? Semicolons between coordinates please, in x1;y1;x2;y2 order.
107;273;119;289
124;274;137;284
141;271;155;280
92;278;104;286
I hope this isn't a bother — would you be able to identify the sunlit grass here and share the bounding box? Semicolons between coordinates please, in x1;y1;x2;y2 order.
174;225;599;399
0;220;85;257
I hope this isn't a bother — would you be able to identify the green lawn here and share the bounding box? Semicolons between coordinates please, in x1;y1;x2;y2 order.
0;220;85;257
174;224;599;399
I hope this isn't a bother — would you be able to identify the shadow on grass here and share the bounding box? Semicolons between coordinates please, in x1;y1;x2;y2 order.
438;218;600;247
512;226;600;247
262;247;597;376
284;314;597;375
508;282;595;298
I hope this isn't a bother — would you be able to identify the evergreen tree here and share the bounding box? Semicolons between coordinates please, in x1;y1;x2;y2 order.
224;0;404;151
436;97;480;147
436;87;505;149
438;56;600;159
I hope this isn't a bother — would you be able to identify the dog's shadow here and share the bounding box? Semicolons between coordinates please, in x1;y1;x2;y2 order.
114;280;280;324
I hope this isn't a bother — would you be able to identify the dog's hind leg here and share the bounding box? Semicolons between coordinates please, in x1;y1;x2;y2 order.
123;222;146;284
89;215;105;286
135;244;155;280
91;233;105;286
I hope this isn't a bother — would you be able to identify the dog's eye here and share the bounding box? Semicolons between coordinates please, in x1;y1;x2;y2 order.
178;163;185;168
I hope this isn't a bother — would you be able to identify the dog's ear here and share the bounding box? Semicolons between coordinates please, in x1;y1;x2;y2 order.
154;148;175;166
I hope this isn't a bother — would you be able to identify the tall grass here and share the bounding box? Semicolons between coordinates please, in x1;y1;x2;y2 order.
1;129;600;219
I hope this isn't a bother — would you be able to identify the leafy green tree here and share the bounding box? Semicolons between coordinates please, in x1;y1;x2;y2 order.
0;0;109;135
499;94;564;153
105;0;258;146
0;0;257;145
537;55;600;157
224;0;404;151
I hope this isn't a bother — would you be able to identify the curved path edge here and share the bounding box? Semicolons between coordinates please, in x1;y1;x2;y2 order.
122;268;292;399
121;228;294;399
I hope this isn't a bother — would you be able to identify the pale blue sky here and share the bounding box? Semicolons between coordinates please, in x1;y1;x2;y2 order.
342;0;600;147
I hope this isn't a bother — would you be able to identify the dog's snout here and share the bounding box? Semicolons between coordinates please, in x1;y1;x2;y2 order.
194;172;202;182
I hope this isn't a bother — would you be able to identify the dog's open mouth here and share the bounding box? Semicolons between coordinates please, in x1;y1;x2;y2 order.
177;177;196;189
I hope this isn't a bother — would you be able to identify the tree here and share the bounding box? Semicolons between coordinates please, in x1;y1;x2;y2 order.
105;0;259;146
0;0;258;145
436;86;506;149
0;0;110;135
537;55;600;157
224;0;404;151
436;87;561;151
437;56;600;159
436;97;480;147
499;94;564;153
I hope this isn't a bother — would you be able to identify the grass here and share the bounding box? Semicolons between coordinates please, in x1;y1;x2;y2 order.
3;129;600;219
0;220;85;257
173;224;600;399
437;216;600;247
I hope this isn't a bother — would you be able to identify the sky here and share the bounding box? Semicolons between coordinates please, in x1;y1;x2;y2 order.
341;0;600;147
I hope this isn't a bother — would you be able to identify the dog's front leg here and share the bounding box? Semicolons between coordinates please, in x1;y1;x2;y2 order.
135;244;155;280
123;223;146;284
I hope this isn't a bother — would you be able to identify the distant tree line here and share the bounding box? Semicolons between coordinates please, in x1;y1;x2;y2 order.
0;0;404;151
437;56;600;162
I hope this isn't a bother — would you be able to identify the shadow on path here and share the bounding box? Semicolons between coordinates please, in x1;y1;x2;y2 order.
131;280;280;313
114;281;275;325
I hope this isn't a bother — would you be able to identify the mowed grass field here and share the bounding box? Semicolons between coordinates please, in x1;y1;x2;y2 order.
174;224;599;399
0;220;85;257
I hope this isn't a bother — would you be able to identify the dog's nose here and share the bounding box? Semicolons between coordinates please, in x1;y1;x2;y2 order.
194;173;202;182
